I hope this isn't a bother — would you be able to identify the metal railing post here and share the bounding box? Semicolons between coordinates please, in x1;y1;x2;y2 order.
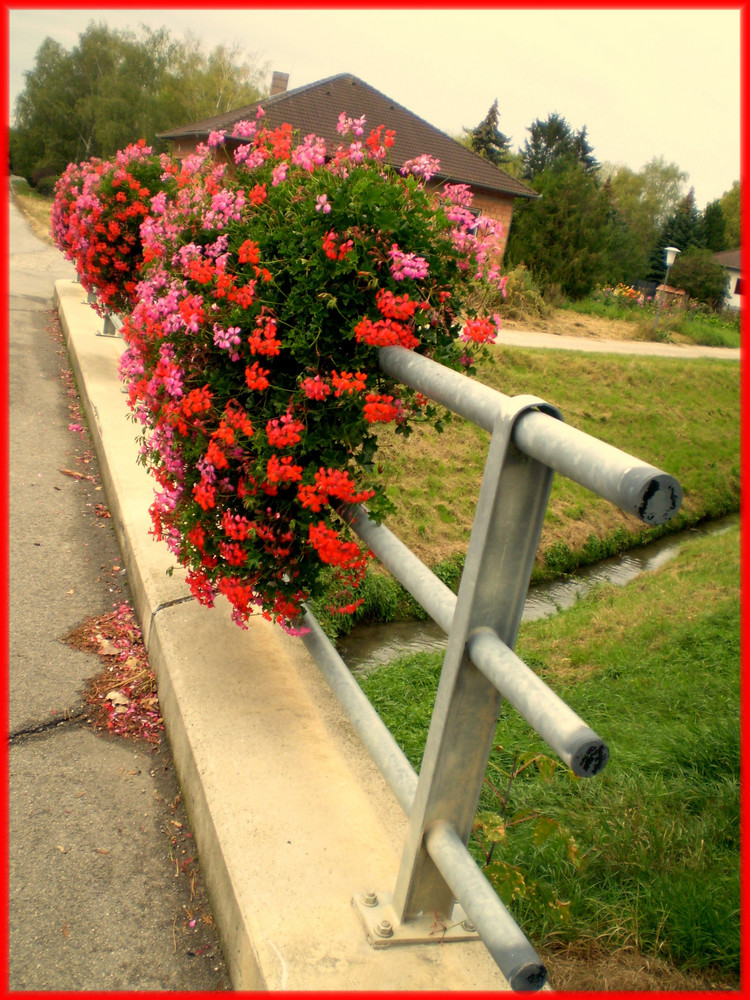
389;396;562;924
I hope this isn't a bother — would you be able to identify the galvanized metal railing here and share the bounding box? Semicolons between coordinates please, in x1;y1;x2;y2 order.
84;283;682;990
299;344;682;992
84;289;123;337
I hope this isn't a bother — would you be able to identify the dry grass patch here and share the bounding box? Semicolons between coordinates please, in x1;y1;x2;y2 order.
11;183;55;243
502;310;644;341
540;941;736;991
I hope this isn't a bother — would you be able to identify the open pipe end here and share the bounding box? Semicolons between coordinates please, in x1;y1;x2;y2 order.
571;737;610;777
509;961;548;992
635;472;683;525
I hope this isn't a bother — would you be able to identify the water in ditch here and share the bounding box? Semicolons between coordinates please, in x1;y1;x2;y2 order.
336;514;738;675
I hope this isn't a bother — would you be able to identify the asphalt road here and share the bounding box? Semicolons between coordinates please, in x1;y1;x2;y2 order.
7;187;231;990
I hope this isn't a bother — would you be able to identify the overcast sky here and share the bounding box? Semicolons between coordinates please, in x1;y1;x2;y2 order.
6;6;742;209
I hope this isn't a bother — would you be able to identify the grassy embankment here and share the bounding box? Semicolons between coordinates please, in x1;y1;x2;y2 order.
358;523;740;985
558;293;741;348
313;346;740;636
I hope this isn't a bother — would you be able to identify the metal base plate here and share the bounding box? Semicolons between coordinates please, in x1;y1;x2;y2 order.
352;891;479;949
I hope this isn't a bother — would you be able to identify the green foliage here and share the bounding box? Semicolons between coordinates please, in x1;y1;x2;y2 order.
647;189;704;280
638;157;687;208
464;99;512;166
33;175;58;197
520;112;598;180
507;117;724;296
599;180;651;285
474;750;579;925
158;34;268;127
561;284;651;320
669;308;740;348
595;159;689;285
499;265;551;321
506;162;609;299
666;189;704;248
669;247;729;310
701;199;727;252
465;263;550;323
10;22;268;183
510;150;732;294
718;181;740;248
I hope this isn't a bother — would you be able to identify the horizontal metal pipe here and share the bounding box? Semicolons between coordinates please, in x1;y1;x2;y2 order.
512;410;682;525
467;626;609;777
299;607;417;815
378;346;682;525
379;345;502;433
348;508;608;775
346;506;607;777
345;505;456;634
425;820;547;992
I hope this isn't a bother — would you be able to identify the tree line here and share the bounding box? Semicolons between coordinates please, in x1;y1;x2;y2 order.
464;100;739;306
9;22;268;189
10;25;739;306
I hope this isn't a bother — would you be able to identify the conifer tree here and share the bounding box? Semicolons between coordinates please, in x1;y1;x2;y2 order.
702;200;727;253
464;99;512;166
521;112;598;179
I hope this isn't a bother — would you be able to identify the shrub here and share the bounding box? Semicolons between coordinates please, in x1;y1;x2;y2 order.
30;162;65;188
498;265;550;321
669;247;729;311
34;174;59;197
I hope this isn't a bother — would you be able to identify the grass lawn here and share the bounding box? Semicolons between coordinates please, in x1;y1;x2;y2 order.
358;523;740;985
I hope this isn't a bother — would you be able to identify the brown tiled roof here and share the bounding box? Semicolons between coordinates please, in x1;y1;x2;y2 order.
158;73;537;200
713;248;741;269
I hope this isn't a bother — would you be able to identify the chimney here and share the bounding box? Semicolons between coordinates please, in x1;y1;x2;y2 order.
270;72;289;96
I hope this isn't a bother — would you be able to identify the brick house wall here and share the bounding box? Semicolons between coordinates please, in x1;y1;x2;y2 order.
469;190;515;259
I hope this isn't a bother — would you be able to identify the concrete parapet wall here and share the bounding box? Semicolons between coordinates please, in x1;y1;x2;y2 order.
54;279;511;991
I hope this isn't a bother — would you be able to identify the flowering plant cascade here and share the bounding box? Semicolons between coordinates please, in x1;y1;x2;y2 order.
118;112;507;631
51;140;178;315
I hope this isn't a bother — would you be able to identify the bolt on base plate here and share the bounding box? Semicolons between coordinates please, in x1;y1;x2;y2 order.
352;891;479;949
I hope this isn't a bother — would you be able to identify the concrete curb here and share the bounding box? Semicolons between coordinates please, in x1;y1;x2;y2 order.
55;280;512;991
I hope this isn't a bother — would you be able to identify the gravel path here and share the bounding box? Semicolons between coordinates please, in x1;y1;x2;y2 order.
495;328;740;361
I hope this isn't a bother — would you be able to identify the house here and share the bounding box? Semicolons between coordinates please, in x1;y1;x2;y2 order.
712;248;742;310
158;72;538;260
